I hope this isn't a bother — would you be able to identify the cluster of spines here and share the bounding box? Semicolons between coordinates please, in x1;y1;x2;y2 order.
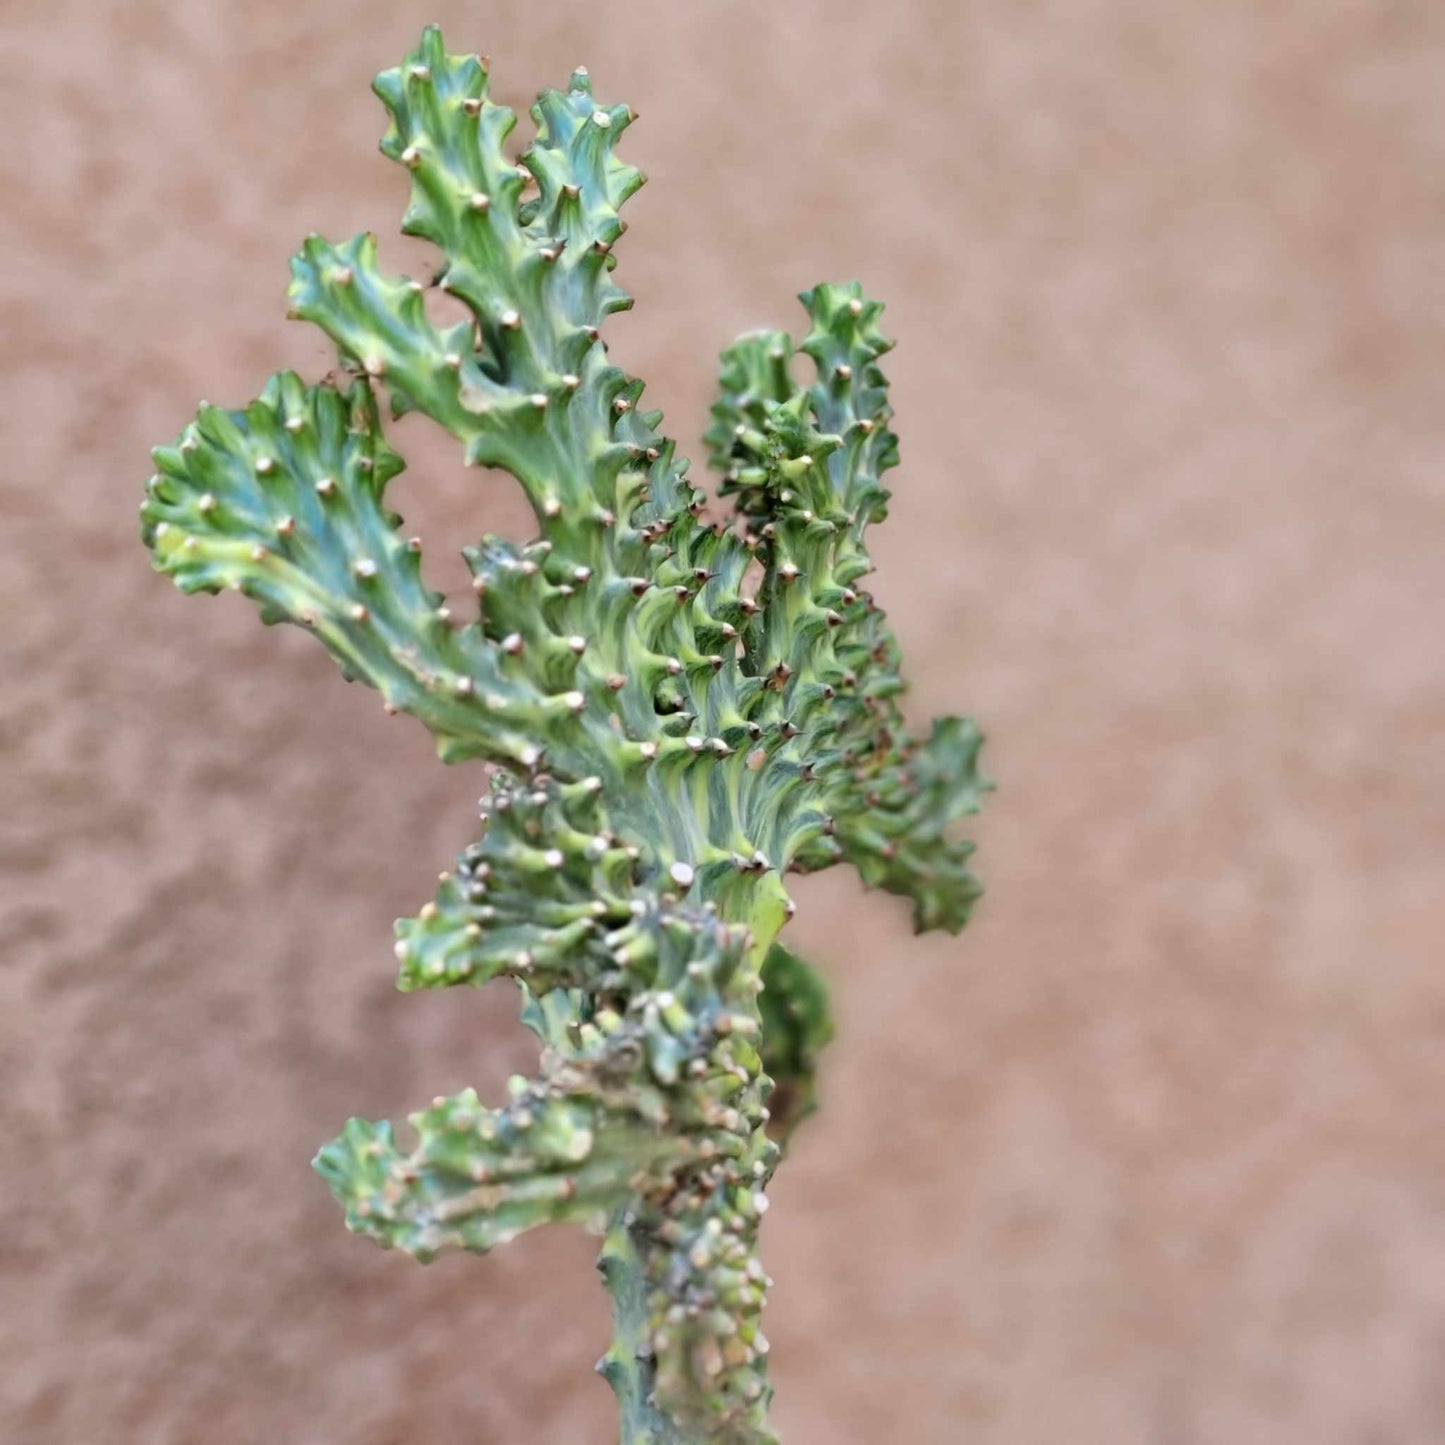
140;373;569;767
394;773;642;993
704;284;989;930
829;714;988;933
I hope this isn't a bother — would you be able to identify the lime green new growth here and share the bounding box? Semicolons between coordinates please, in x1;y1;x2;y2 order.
140;28;988;1443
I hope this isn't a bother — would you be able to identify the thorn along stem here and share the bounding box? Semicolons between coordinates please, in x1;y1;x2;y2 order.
140;27;987;1445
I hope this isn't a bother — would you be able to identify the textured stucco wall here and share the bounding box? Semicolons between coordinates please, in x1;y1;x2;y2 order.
4;2;1443;1442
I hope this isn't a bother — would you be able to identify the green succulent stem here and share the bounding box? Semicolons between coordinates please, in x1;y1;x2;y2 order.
601;1213;685;1444
142;28;988;1443
600;872;786;1445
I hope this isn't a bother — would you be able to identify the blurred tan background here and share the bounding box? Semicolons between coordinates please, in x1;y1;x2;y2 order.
3;1;1443;1441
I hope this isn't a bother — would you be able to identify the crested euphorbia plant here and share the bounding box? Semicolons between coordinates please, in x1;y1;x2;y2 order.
141;28;987;1443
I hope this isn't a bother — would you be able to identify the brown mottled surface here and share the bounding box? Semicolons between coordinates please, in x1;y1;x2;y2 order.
3;2;1443;1441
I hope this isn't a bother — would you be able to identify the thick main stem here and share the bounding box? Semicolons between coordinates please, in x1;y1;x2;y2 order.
598;872;791;1445
598;1212;692;1444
